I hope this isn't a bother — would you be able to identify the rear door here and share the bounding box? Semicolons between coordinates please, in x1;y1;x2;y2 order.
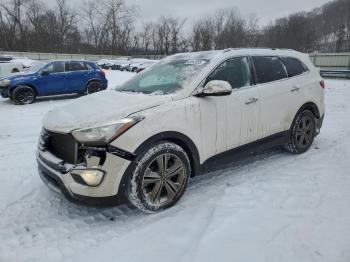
280;57;310;126
65;61;89;93
38;61;67;95
252;56;293;138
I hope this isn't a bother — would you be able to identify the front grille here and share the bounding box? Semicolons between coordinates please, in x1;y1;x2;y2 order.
40;129;78;164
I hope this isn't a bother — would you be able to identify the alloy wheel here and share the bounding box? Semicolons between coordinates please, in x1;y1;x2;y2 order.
87;82;102;94
18;91;35;104
295;115;314;150
142;153;186;206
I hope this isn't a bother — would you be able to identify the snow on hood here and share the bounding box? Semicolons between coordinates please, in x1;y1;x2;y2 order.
1;71;36;80
43;90;171;133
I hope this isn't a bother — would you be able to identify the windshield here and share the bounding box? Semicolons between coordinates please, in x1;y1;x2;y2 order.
118;59;210;95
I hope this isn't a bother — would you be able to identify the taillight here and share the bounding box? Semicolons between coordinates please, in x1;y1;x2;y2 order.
320;80;325;89
100;69;106;77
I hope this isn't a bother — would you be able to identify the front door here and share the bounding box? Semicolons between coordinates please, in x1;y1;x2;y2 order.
198;56;261;160
38;61;67;95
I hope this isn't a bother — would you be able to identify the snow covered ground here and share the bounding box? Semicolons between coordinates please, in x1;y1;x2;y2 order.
0;73;349;262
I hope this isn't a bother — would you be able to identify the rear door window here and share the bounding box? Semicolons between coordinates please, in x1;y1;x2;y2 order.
85;63;94;70
252;56;288;84
280;57;309;77
66;62;86;72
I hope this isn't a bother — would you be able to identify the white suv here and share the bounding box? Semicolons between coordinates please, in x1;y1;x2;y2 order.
37;48;325;212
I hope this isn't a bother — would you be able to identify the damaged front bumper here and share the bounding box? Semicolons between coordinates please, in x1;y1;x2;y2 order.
37;143;133;206
0;87;10;98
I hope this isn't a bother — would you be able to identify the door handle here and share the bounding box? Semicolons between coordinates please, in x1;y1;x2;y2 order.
291;86;300;92
245;97;259;105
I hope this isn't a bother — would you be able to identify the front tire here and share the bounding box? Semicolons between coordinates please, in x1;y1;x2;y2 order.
12;86;36;105
285;110;316;154
126;142;191;213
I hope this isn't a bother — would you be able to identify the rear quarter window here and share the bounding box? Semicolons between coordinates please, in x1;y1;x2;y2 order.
85;63;94;70
281;57;309;77
252;56;288;84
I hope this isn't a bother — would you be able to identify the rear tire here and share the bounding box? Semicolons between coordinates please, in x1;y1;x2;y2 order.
126;142;191;213
285;110;316;154
12;86;36;105
86;81;103;95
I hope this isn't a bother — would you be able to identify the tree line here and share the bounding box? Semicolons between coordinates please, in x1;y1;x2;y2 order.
0;0;349;56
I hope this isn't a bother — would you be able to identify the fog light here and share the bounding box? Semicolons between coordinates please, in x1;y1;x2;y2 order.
71;169;105;187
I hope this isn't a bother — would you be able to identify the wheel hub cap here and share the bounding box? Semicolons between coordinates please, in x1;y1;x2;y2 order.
142;153;186;206
296;116;314;148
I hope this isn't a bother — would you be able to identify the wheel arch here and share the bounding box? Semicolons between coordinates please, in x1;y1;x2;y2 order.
297;102;320;119
289;102;320;131
117;131;201;198
134;131;201;178
87;78;103;86
10;83;38;96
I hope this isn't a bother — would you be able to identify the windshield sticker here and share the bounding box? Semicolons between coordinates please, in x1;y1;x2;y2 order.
184;60;207;66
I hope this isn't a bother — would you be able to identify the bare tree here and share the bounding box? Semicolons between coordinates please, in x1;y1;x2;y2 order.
191;17;214;51
0;0;29;49
80;0;111;52
246;14;260;47
191;8;246;51
169;17;186;53
139;23;153;55
55;0;76;52
103;0;137;54
1;0;350;55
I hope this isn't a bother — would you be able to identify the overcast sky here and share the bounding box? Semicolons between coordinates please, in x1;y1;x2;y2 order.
126;0;331;25
53;0;332;30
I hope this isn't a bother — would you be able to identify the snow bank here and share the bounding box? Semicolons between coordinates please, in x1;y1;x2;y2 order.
105;70;134;90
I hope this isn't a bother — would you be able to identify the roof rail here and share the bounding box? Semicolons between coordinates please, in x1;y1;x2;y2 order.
221;47;296;52
223;48;233;53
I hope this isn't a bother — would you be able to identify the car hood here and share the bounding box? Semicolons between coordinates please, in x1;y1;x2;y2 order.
1;72;37;81
43;90;172;133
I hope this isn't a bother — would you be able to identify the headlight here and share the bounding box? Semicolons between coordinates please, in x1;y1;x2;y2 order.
0;79;11;86
71;116;144;144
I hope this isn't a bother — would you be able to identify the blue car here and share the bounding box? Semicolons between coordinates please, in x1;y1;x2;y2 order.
0;60;108;105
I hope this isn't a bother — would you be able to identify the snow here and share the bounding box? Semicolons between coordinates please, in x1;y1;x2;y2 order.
43;90;169;133
105;70;134;89
0;75;350;262
11;58;37;68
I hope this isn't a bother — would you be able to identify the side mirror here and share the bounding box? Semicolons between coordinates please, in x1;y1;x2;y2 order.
41;70;50;76
195;80;233;97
